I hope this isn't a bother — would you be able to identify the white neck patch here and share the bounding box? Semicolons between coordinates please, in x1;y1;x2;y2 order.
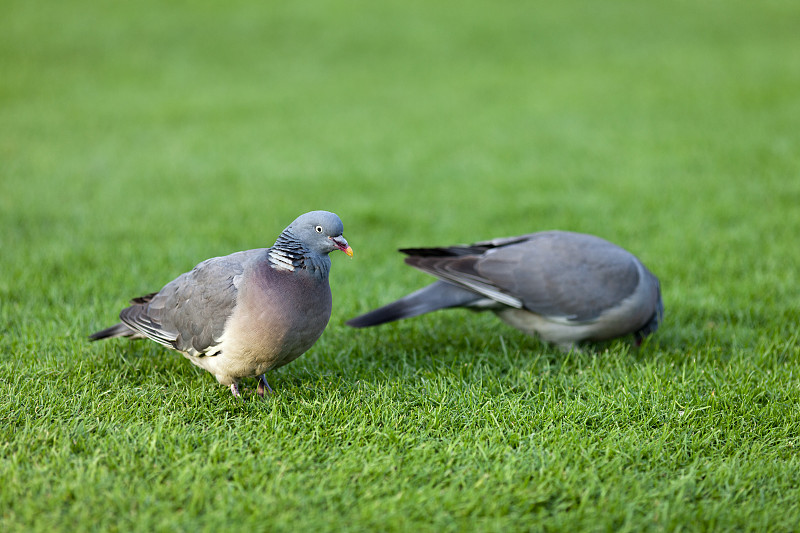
268;249;296;272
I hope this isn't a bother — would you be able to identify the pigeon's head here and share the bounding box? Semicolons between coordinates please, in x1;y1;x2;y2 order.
286;211;353;257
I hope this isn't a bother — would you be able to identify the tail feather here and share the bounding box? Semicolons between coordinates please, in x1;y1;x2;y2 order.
89;322;137;341
346;281;481;328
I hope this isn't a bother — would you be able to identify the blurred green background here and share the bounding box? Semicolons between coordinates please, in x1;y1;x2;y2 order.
3;0;797;331
2;0;799;530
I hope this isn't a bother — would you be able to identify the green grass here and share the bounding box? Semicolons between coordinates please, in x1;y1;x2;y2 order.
2;0;799;530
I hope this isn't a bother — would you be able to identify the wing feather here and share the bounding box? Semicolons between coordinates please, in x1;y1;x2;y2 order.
402;232;642;322
118;249;260;356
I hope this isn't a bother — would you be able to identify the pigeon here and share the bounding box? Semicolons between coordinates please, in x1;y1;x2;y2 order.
90;211;353;397
347;231;662;350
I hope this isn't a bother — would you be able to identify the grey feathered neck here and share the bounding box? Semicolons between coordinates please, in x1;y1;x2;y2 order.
268;229;331;278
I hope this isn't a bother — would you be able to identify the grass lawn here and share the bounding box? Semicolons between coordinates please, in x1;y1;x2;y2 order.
2;0;799;530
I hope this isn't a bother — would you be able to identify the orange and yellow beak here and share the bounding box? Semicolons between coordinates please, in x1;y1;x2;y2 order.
331;236;353;257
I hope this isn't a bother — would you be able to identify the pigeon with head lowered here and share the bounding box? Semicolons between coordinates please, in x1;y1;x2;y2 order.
90;210;353;397
347;231;661;350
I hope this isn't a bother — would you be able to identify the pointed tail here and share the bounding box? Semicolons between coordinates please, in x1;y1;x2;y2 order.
88;322;137;341
346;281;481;328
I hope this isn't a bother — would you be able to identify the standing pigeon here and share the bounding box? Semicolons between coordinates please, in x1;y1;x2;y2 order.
347;231;662;350
90;211;353;397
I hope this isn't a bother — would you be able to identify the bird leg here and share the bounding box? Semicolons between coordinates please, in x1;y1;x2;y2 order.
230;382;241;397
557;342;580;353
257;374;273;397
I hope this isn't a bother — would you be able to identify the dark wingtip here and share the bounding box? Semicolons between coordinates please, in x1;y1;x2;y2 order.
399;243;496;258
399;246;468;257
130;292;158;305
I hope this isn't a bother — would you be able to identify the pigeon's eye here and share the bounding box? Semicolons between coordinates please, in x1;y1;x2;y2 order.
315;225;323;233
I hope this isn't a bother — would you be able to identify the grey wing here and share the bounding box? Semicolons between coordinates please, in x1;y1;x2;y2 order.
399;234;529;258
476;231;642;322
404;231;642;322
403;253;525;309
119;249;260;356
